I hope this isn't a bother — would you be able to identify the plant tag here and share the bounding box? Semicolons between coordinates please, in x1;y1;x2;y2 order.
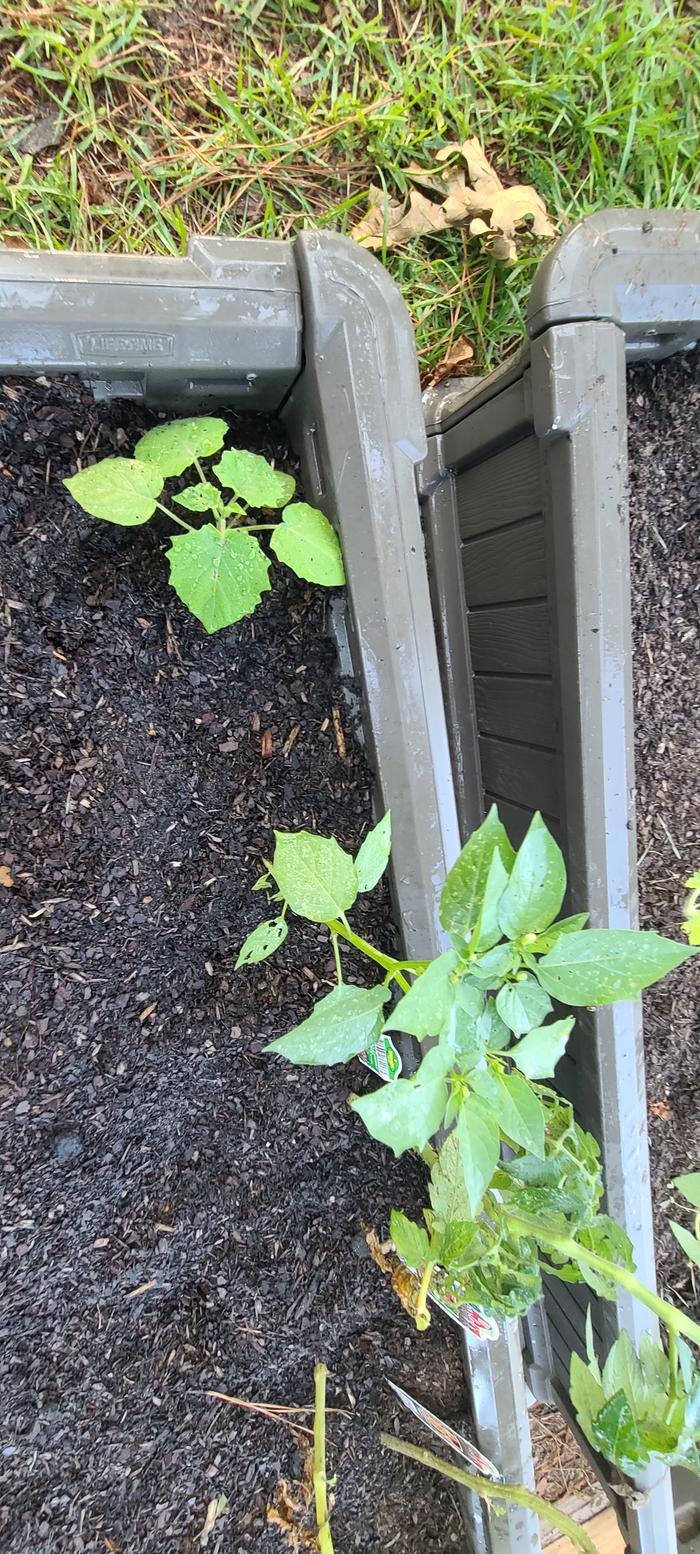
429;1286;500;1342
358;1034;402;1081
387;1380;502;1480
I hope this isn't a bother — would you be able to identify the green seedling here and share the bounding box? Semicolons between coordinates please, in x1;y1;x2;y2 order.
63;416;344;632
238;805;700;1480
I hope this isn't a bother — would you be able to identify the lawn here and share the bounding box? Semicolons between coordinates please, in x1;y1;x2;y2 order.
0;0;697;370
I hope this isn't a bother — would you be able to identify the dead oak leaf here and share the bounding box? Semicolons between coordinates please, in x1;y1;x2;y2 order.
351;184;448;250
425;336;475;387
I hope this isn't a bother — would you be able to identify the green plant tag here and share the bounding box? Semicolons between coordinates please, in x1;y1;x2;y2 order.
351;1044;451;1156
134;416;227;476
64;457;164;525
235;917;288;968
456;1092;501;1215
272;831;358;922
265;983;389;1065
510;1017;575;1079
270;502;345;585
440;806;515;939
497;812;566;938
495;974;552;1035
213;448;296;508
174;481;221;513
167;524;271;632
535;928;696;1005
354;811;392;893
383;951;458;1039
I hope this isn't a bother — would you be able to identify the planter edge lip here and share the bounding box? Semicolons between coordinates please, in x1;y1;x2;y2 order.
527;206;700;338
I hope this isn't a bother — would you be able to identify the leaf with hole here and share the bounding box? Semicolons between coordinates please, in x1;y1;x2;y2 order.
167;524;271;633
235;917;288;968
64;457;164;526
272;831;358;923
134;416;227;476
213;448;295;508
270;502;345;585
265;984;389;1065
174;481;221;513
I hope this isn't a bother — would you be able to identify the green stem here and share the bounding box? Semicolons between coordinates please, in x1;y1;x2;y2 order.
328;918;398;975
380;1436;600;1554
506;1211;700;1348
331;931;343;986
313;1364;334;1554
194;457;207;483
668;1328;680;1395
245;523;278;531
154;498;193;532
415;1259;434;1330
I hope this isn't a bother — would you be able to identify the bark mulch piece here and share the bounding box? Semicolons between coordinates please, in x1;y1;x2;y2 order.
0;376;466;1553
627;346;700;1314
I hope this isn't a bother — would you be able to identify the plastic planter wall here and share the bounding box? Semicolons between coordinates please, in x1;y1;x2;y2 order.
420;209;700;1554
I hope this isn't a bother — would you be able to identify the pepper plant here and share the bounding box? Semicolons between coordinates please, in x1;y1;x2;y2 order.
64;416;344;632
238;806;700;1481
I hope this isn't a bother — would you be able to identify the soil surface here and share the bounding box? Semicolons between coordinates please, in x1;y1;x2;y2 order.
0;377;466;1553
627;346;700;1313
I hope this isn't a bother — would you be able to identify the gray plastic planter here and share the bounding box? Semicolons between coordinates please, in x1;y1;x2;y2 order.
421;209;700;1554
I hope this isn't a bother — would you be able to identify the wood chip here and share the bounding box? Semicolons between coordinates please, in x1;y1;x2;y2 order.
282;725;300;757
261;729;273;758
332;706;348;762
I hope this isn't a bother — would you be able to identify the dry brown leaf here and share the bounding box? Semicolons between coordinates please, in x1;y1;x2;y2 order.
365;1229;430;1327
365;1227;392;1274
267;1450;316;1551
351;184;448;250
426;336;475;387
0;866;14;888
395;135;555;263
651;1099;672;1121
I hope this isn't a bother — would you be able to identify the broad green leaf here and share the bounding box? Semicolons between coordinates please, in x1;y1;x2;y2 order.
477;996;511;1052
64;457;163;525
355;812;392;893
134;416;227;476
472;943;520;983
670;1221;700;1270
351;1044;450;1156
272;831;358;923
270;502;345;586
440;806;515;940
235;917;288;968
439;1220;485;1270
456;1091;501;1214
603;1332;648;1418
174;481;221;513
384;951;458;1039
470;1068;545;1158
446;982;486;1068
429;1130;474;1225
591;1390;643;1469
511;1017;575;1080
265;984;389;1065
536;929;696;1006
213;448;295;508
570;1352;606;1437
498;812;566;938
531;913;589;955
167;525;271;632
675;1174;700;1213
496;975;552;1035
471;846;510;952
390;1210;431;1269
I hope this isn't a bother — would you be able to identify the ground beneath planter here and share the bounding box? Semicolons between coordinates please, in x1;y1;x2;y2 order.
0;377;466;1553
627;347;700;1315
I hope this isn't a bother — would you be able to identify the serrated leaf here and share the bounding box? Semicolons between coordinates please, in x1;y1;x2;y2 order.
511;1017;575;1079
390;1210;431;1269
355;812;392;893
429;1130;474;1226
134;416;227;476
439;1220;485;1270
64;457;163;525
671;1221;700;1269
174;481;221;513
496;975;552;1035
497;812;566;938
235;917;288;968
536;929;696;1006
531;913;589;954
351;1044;450;1156
383;951;458;1039
675;1174;700;1213
440;806;515;940
603;1332;648;1417
270;502;345;585
470;1067;545;1157
167;524;271;632
456;1091;501;1214
213;448;295;508
591;1390;643;1470
570;1351;606;1438
272;830;358;923
265;983;389;1064
639;1331;671;1399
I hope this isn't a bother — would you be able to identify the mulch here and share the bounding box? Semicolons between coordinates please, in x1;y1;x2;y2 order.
627;346;700;1312
0;376;466;1553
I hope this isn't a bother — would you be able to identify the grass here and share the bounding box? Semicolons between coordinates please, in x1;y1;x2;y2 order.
0;0;697;369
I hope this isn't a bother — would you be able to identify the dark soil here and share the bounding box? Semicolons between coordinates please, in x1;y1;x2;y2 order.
0;377;466;1553
627;346;700;1313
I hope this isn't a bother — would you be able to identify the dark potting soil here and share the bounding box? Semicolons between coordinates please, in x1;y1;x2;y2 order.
627;346;700;1312
0;377;466;1553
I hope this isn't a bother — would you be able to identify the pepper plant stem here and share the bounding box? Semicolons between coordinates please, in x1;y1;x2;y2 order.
313;1364;334;1554
380;1436;601;1554
506;1211;700;1348
328;918;398;975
